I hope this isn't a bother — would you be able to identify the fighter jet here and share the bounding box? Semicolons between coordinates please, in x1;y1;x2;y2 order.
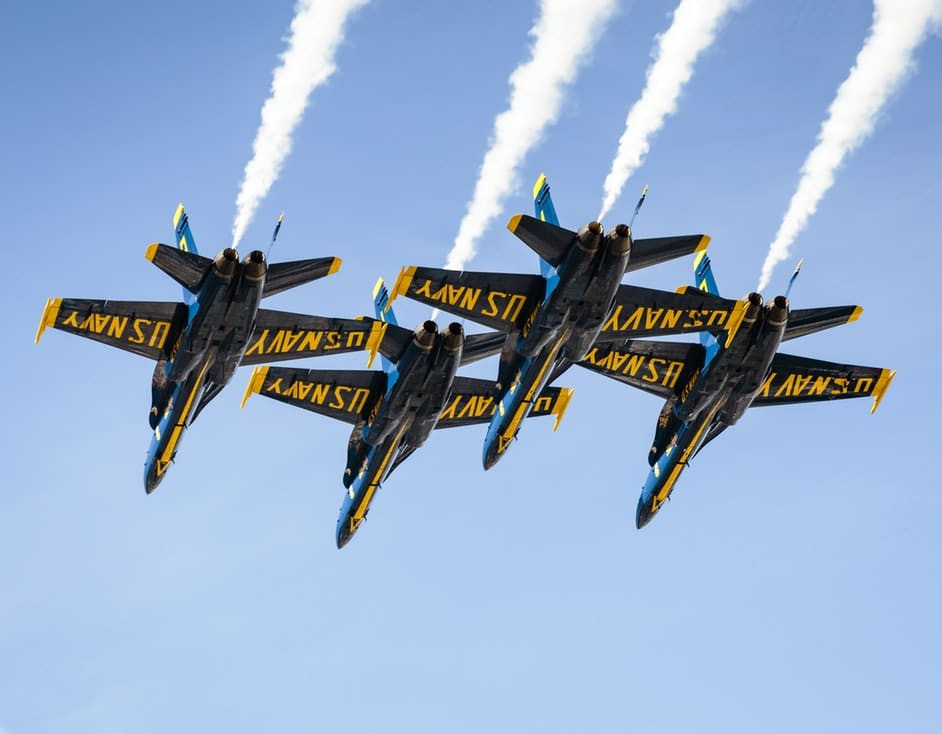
390;174;740;469
36;205;384;491
578;252;895;528
241;279;572;547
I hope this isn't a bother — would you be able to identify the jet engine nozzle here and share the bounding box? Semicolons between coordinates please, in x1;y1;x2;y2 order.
213;248;239;280
743;292;764;324
413;320;438;350
576;221;603;252
766;295;789;327
242;250;267;282
442;322;464;354
605;223;632;256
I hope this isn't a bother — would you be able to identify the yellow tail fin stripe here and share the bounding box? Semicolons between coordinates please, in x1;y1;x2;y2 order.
173;203;185;228
372;277;385;300
532;173;547;200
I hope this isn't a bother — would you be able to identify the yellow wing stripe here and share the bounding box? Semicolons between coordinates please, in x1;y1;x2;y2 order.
35;297;63;344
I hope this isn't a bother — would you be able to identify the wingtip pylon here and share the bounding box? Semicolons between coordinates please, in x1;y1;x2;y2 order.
241;366;269;408
870;369;896;414
552;388;575;431
35;297;62;344
365;321;388;369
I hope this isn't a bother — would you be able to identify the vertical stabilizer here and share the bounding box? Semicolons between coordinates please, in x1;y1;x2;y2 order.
372;278;397;373
173;204;199;305
532;174;559;279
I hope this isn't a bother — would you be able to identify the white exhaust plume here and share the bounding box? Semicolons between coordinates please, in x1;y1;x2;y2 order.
442;0;618;272
758;0;942;292
598;0;742;222
231;0;370;248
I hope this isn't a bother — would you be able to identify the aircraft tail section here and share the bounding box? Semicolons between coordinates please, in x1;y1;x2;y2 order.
372;277;398;373
173;204;199;305
693;250;720;350
263;256;341;297
532;174;560;278
145;243;212;294
783;305;863;341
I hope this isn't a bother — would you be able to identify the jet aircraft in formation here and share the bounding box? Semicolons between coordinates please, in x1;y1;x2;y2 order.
36;205;384;491
37;181;893;546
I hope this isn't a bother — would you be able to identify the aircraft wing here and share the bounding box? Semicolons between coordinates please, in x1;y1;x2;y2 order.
35;297;187;360
241;365;385;424
624;235;711;273
752;352;895;413
577;340;705;399
242;310;386;365
145;243;212;293
783;305;862;341
595;284;739;340
262;256;341;298
391;266;544;332
436;376;573;429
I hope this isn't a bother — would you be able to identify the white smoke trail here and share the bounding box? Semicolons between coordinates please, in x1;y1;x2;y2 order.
442;0;618;272
757;0;942;292
231;0;370;248
597;0;742;222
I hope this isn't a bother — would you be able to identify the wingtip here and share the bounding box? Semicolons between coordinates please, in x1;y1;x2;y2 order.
366;321;387;369
35;297;62;344
240;366;269;409
870;368;895;414
328;257;342;275
695;235;711;252
145;242;160;262
552;388;575;432
507;214;523;233
849;306;864;323
390;266;416;303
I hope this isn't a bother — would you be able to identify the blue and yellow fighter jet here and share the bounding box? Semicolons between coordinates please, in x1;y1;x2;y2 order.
36;205;384;492
578;254;895;528
242;280;572;547
390;175;740;469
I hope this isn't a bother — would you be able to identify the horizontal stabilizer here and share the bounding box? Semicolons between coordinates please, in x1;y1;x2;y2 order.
460;331;508;366
263;256;341;297
241;310;386;365
35;297;187;360
436;377;572;430
596;284;739;340
391;265;544;332
626;234;711;273
145;243;212;293
752;352;894;413
578;339;705;400
507;214;577;268
241;365;385;424
783;305;862;341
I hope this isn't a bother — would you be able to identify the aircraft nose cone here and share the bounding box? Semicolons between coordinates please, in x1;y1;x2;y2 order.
635;493;653;529
482;441;502;470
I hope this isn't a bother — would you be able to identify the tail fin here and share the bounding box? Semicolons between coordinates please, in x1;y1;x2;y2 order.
372;278;397;373
532;174;559;278
173;204;199;305
693;250;720;350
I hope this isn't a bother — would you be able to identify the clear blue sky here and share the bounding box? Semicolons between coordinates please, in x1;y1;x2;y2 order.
3;1;941;732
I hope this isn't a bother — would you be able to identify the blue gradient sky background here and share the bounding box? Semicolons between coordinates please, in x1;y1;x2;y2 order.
3;1;941;731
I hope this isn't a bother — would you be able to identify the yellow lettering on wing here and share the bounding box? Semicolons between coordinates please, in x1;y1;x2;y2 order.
480;291;528;324
764;372;878;399
247;328;369;357
602;304;730;333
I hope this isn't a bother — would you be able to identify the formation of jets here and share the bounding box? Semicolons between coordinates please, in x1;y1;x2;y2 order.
36;177;894;547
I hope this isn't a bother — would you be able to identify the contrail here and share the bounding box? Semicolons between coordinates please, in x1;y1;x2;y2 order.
757;0;942;292
442;0;618;272
231;0;370;248
597;0;742;222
